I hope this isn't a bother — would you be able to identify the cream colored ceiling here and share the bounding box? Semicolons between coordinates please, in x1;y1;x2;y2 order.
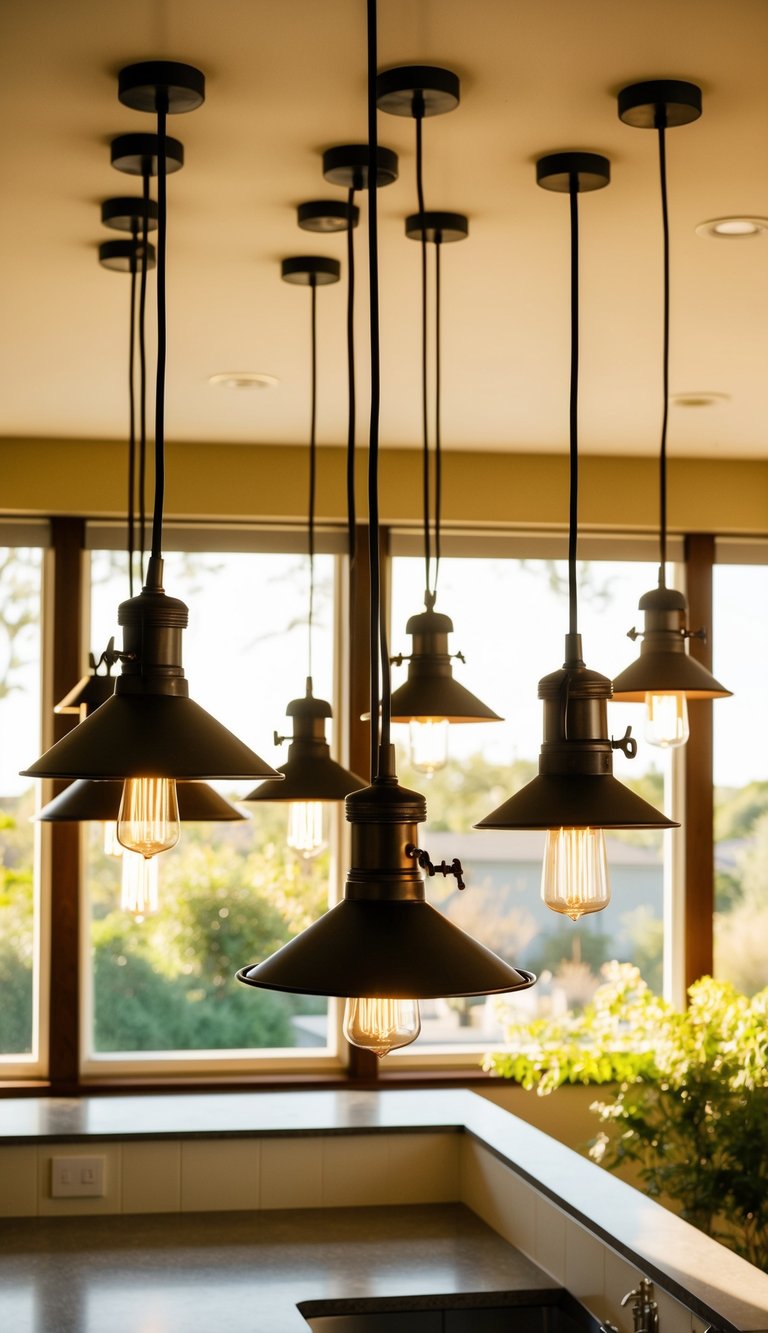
3;0;768;458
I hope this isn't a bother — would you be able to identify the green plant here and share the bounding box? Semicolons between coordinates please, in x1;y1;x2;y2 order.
485;963;768;1271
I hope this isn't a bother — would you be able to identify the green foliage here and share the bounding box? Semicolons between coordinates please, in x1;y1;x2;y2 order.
88;820;330;1053
715;780;768;842
485;963;768;1271
396;751;537;833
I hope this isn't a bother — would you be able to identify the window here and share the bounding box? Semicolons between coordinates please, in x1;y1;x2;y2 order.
0;538;46;1074
713;559;768;994
82;541;343;1072
388;547;671;1060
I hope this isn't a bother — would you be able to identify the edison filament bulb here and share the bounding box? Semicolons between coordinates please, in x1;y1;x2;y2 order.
541;827;611;921
408;719;449;776
644;692;689;749
120;851;160;918
343;996;421;1057
287;801;327;859
117;777;180;858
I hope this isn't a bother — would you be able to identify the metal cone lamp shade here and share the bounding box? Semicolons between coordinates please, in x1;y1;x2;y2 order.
245;685;365;804
36;779;247;824
23;582;280;782
391;608;502;722
245;682;366;860
611;582;731;710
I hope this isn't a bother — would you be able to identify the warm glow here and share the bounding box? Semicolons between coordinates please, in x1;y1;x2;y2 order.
117;778;180;858
120;851;159;919
541;827;611;921
644;692;689;748
343;996;421;1057
287;801;327;859
408;719;449;775
102;821;122;858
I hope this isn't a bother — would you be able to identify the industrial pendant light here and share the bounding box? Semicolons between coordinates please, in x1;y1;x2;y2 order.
476;152;677;922
238;0;535;1058
244;255;365;855
611;81;731;746
22;62;281;853
377;67;501;775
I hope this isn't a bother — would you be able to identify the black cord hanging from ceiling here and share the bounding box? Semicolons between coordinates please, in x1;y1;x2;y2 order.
150;97;169;572
138;169;151;581
568;175;580;641
657;116;670;584
127;243;137;599
308;276;317;682
346;185;356;571
366;0;390;779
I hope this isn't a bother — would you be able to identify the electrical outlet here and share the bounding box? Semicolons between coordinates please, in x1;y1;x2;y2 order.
50;1155;106;1198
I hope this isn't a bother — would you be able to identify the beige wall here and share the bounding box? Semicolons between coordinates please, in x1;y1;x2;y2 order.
2;438;768;533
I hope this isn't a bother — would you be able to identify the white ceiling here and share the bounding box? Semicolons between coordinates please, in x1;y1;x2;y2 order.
3;0;768;458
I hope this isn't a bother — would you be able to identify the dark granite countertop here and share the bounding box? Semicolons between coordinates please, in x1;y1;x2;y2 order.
1;1090;766;1331
0;1202;562;1333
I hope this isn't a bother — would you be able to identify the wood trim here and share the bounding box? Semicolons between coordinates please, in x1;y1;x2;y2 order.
48;518;85;1089
683;533;715;988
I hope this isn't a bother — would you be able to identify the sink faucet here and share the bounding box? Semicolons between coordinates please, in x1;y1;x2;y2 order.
621;1278;660;1333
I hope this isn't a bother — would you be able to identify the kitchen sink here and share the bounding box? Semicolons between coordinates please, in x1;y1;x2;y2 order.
305;1296;599;1332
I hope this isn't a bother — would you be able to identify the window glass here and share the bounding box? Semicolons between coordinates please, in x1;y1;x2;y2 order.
390;554;668;1051
85;548;338;1061
713;564;767;994
0;546;43;1063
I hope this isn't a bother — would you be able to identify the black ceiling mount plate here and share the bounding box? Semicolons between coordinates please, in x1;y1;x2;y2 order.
618;79;702;129
536;152;611;193
376;65;460;117
297;200;360;233
281;256;341;286
322;145;399;190
405;211;469;244
110;133;184;177
98;239;156;272
118;61;205;115
101;196;159;233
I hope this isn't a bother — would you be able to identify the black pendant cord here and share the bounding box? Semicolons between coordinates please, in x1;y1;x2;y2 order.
149;96;169;578
346;186;357;571
415;107;432;605
434;236;442;595
127;242;138;599
657;118;670;585
138;168;151;581
308;277;317;683
568;176;580;643
367;0;389;779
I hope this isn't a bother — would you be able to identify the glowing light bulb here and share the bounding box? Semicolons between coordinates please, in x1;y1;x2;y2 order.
102;821;122;858
541;827;611;921
408;719;449;775
120;851;159;918
287;801;327;859
644;692;689;748
343;997;421;1057
117;778;180;858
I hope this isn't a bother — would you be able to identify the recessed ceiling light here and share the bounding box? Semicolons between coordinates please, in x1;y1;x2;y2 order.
208;372;279;390
696;216;768;239
671;391;730;408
